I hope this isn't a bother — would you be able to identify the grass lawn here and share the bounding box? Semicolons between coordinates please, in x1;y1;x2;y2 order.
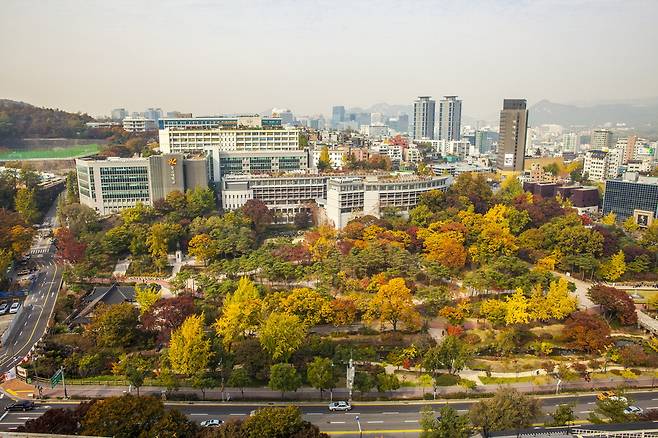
0;144;100;160
627;289;658;304
479;375;553;385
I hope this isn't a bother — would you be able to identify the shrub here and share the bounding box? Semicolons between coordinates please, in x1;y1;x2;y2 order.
434;373;461;386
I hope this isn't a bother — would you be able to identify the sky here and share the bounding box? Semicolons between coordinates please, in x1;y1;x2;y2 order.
1;0;657;120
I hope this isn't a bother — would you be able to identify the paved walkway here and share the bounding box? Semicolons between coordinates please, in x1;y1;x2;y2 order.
553;271;658;334
552;271;596;309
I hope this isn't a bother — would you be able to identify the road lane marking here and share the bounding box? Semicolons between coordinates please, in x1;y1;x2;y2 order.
229;413;245;416
0;265;60;369
382;411;399;414
0;411;7;422
189;413;208;416
580;410;592;413
404;420;418;423
307;413;322;415
367;420;384;424
330;421;346;424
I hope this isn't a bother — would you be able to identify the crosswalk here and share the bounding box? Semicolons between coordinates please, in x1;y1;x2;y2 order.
29;248;48;255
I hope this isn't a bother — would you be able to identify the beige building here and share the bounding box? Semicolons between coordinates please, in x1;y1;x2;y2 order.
496;99;528;173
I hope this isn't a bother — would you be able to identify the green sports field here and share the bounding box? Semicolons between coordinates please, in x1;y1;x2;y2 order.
0;143;100;160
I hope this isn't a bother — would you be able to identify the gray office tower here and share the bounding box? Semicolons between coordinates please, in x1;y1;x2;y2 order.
332;106;346;128
496;99;528;173
438;96;462;141
413;96;436;140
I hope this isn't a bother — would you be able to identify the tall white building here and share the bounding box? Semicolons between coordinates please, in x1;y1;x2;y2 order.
437;96;462;141
583;149;621;181
413;96;436;140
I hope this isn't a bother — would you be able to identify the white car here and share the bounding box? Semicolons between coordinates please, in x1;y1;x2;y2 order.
609;395;628;404
329;401;352;411
0;303;8;315
624;406;643;415
9;302;20;314
200;419;223;427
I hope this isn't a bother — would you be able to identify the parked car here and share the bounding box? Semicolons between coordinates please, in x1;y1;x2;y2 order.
624;406;643;415
328;401;352;411
5;401;35;411
200;419;223;427
609;395;628;403
0;303;8;315
16;270;30;276
9;302;20;314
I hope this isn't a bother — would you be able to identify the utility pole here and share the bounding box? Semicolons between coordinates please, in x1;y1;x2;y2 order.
60;367;68;399
346;358;355;403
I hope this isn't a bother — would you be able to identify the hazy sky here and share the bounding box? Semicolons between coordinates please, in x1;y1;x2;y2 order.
1;0;657;119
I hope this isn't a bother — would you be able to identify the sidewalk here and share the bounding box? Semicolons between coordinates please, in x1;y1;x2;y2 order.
12;373;657;402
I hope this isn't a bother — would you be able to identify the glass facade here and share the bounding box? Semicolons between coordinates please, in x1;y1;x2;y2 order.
603;180;658;220
98;166;150;201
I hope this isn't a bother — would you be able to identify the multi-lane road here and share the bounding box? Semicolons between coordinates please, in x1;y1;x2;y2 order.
0;201;61;374
1;391;658;436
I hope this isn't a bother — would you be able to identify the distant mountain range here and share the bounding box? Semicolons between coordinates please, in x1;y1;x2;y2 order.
528;99;658;128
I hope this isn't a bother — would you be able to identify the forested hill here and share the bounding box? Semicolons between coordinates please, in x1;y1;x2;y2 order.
0;99;99;140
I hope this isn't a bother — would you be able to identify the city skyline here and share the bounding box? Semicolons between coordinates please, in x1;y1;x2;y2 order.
1;0;657;119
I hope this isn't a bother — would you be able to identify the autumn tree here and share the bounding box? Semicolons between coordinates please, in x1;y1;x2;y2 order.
562;311;612;353
601;212;617;226
469;388;541;435
599;250;627;282
185;187;215;217
215;277;262;349
365;277;421;331
14;187;38;224
87;303;139;348
146;222;182;271
169;314;211;375
187;233;217;265
134;284;160;315
81;395;196;438
241;199;274;234
54;227;86;263
239;406;326;438
142;295;195;343
587;284;637;325
505;289;530;325
317;146;331;171
279;287;330;326
259;312;306;362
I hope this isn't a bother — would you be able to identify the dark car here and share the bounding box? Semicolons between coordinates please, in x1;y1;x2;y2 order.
5;401;35;411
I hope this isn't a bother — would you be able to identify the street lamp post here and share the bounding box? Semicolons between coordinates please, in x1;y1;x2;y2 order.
555;379;562;395
356;415;362;438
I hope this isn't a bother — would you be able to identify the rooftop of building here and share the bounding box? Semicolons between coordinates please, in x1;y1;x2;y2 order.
620;172;658;185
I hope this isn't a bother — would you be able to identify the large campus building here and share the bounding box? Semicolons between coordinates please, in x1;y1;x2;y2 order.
159;116;303;181
76;154;208;215
603;172;658;227
78;114;452;225
221;173;452;227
